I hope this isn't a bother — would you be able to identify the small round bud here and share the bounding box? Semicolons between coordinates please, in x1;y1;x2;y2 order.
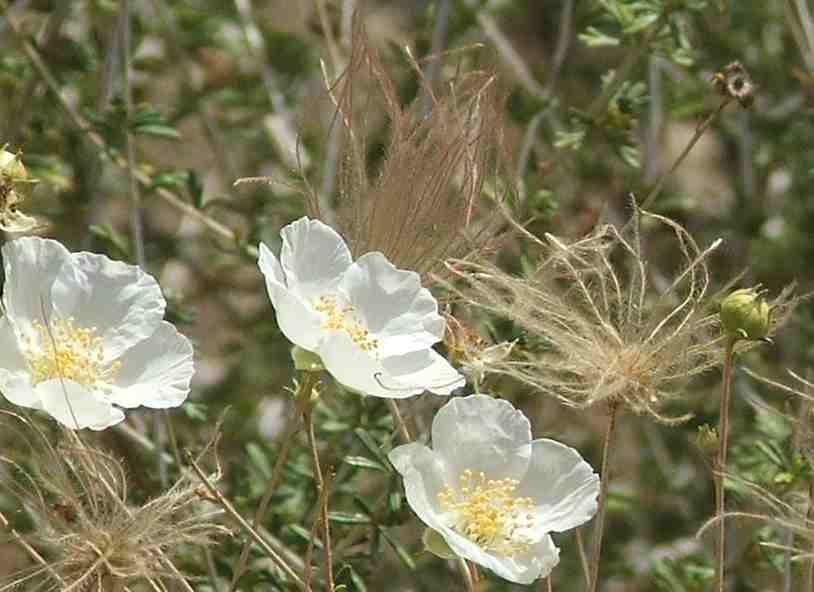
422;527;456;560
720;287;771;342
695;424;719;456
291;345;324;372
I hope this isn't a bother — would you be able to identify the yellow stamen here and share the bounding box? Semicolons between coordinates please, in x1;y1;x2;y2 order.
438;469;535;557
21;318;120;386
313;295;379;352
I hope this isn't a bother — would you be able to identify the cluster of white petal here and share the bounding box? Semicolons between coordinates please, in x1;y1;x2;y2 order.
0;237;193;430
0;223;599;587
390;395;600;584
258;217;464;398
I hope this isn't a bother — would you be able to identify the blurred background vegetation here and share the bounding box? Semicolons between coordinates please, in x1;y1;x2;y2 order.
1;0;814;590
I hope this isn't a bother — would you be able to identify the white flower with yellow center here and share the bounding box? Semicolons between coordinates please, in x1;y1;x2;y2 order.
389;395;600;584
257;217;463;398
0;237;194;430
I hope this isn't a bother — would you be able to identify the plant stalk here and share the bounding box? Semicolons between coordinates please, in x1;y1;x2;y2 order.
714;339;736;592
305;399;335;591
588;401;619;592
230;371;320;590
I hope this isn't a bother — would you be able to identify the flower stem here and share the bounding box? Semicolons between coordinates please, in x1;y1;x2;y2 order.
185;451;306;590
230;372;319;591
714;339;736;592
575;527;591;589
388;399;412;443
639;99;731;211
304;399;335;591
588;401;619;592
805;473;814;592
458;558;475;592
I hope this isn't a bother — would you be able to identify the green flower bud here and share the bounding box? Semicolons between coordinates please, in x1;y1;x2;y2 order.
291;345;324;372
422;527;456;560
720;287;771;342
695;424;719;456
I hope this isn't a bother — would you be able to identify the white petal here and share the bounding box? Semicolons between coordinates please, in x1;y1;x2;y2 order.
380;349;464;395
38;379;124;430
318;332;421;398
0;372;41;409
516;439;600;535
109;321;194;409
338;252;446;357
440;528;559;584
0;316;29;375
51;252;165;361
319;333;460;398
0;317;39;408
388;443;450;531
279;217;352;300
258;243;323;351
431;395;531;482
2;237;71;335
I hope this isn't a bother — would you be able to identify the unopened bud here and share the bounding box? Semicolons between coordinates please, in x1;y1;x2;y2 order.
291;345;324;372
720;287;771;342
695;424;719;455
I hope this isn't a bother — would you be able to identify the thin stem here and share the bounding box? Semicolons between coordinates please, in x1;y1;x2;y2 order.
714;339;736;592
458;558;475;592
305;400;335;591
230;372;320;590
639;99;731;211
588;401;619;592
0;509;64;587
203;546;223;592
388;399;412;443
805;474;814;592
575;527;591;589
420;0;451;114
185;451;307;590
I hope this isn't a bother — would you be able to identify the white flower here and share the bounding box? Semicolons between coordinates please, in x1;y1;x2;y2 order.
257;217;464;398
389;394;599;584
0;237;194;430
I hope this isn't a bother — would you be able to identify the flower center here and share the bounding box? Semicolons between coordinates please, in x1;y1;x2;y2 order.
438;469;535;557
313;295;379;352
21;318;120;386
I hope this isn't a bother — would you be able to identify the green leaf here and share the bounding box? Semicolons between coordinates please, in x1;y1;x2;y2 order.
246;443;272;479
328;512;372;525
378;526;416;570
134;124;181;140
353;428;391;469
287;524;323;548
343;456;388;472
88;225;131;259
181;401;208;422
579;26;620;47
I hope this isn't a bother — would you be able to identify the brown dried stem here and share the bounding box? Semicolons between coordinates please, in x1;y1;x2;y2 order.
714;339;736;592
588;401;618;592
